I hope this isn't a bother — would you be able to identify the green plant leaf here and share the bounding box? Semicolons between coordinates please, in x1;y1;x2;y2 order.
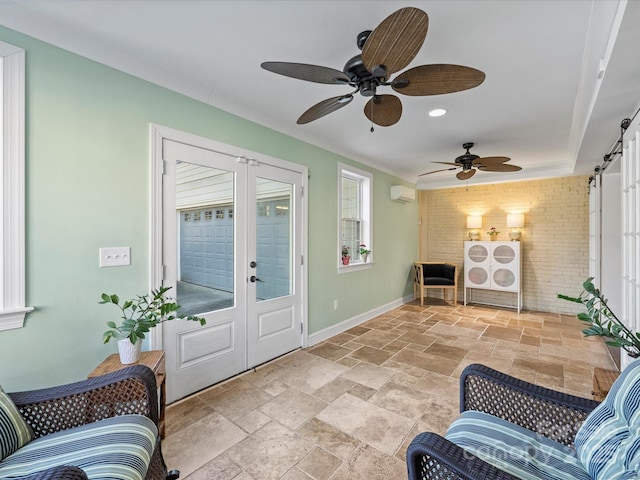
557;293;582;303
99;285;205;344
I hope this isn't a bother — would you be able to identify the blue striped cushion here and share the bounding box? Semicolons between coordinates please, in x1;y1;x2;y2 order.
446;411;592;480
575;359;640;480
0;414;157;480
0;386;33;461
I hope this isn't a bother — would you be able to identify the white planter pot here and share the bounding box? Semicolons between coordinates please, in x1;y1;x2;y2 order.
117;338;142;364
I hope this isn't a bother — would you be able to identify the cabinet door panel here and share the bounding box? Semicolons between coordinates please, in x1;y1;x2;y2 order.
490;242;519;291
465;242;491;288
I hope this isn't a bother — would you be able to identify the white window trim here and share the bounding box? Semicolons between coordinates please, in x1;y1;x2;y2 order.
338;163;373;274
0;41;32;331
621;118;640;370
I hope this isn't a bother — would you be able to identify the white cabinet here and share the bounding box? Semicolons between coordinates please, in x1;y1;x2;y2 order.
464;241;522;312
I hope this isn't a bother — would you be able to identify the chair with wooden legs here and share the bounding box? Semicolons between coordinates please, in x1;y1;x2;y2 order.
413;262;458;306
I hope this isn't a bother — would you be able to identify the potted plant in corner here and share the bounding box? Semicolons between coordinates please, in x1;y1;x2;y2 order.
558;277;640;358
341;245;350;265
100;285;206;364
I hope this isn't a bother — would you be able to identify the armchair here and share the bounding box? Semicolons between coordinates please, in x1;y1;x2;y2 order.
413;262;458;306
407;362;640;479
1;365;175;480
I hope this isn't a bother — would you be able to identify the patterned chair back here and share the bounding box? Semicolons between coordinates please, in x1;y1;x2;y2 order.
575;359;640;479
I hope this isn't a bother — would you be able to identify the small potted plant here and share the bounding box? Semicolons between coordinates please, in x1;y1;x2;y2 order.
558;277;640;358
341;245;350;265
100;285;206;364
487;227;500;241
359;244;371;263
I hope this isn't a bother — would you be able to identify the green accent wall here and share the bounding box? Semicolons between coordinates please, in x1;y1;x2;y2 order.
0;26;418;391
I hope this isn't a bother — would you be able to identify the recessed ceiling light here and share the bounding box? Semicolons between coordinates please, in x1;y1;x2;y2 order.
428;108;447;117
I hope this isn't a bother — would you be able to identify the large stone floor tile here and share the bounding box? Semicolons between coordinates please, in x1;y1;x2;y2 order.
316;392;414;456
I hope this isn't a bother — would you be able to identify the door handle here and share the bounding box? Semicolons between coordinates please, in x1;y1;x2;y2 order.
250;275;263;283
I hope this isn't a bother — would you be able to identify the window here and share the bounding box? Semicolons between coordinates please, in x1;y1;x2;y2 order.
258;204;270;217
338;164;372;271
0;41;32;330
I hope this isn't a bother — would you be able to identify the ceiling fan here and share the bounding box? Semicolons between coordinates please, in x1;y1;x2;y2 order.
420;143;522;180
261;7;485;127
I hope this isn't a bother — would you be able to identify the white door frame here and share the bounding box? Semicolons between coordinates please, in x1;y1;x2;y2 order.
148;123;308;352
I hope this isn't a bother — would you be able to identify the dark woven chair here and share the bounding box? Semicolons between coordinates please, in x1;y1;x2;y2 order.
7;365;175;480
413;262;458;306
407;363;602;480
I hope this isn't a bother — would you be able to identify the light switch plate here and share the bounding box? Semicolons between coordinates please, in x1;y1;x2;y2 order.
99;247;131;267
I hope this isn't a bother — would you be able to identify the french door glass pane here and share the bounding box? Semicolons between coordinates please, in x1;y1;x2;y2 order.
175;162;234;315
256;177;292;301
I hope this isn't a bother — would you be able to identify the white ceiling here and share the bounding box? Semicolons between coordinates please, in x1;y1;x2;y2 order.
0;0;638;189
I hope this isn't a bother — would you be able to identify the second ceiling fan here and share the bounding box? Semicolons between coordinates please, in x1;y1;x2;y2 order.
261;7;485;127
420;143;523;180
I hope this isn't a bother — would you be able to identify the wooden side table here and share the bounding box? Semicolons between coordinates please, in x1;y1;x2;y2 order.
592;366;619;402
88;350;166;438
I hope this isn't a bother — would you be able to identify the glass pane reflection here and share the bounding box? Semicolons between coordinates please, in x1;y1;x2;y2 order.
176;162;234;315
256;177;293;302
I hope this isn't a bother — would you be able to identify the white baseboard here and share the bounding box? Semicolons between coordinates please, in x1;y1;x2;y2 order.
307;294;415;346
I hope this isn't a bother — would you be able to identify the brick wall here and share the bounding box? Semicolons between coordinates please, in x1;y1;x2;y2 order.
418;175;590;314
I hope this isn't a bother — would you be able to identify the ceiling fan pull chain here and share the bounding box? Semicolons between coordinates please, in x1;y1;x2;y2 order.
370;100;375;133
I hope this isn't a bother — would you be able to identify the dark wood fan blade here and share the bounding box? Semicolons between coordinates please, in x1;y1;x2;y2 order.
362;7;428;77
479;163;522;172
392;64;485;96
457;169;476;180
472;156;511;166
363;94;402;126
297;95;353;124
472;156;522;172
261;62;350;84
418;167;458;177
433;161;459;166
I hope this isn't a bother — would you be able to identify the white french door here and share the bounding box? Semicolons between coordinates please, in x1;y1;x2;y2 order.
247;164;304;367
154;130;306;403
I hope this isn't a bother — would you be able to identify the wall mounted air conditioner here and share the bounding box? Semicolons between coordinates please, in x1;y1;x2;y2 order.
390;185;415;203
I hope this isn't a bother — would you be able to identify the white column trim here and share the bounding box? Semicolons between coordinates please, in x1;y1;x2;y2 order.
0;41;33;331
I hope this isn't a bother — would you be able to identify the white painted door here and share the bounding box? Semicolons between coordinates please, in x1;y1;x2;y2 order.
247;165;302;367
161;139;304;402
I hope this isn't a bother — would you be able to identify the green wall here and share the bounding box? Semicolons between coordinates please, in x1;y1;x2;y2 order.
0;27;418;391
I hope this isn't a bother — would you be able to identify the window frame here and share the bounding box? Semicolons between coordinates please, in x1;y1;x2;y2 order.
338;163;372;273
0;41;32;331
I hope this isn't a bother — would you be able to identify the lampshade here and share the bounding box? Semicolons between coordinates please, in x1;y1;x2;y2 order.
507;213;525;228
466;216;482;229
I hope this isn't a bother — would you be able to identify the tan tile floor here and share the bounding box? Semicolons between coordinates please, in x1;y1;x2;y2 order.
163;299;617;479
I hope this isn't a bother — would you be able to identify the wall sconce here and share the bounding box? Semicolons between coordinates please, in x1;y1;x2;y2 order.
507;213;525;241
466;215;482;241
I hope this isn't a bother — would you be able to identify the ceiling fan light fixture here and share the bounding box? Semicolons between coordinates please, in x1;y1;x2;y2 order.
419;142;521;181
262;7;484;127
428;108;447;117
